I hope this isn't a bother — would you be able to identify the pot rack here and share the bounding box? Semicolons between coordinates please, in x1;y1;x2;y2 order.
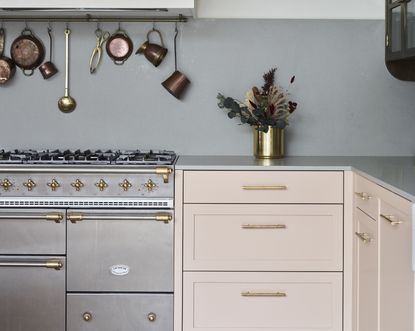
0;13;187;23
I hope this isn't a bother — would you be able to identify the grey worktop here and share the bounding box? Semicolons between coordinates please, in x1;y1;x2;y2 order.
175;156;415;202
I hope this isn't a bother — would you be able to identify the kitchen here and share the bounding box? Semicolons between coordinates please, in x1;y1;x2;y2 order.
0;1;415;331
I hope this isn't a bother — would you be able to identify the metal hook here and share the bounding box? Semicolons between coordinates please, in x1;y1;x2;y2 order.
48;21;52;33
118;22;121;31
0;20;4;29
152;21;156;31
96;21;101;31
25;20;29;29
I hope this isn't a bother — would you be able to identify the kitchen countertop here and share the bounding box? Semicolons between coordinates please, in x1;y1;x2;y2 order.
176;156;415;202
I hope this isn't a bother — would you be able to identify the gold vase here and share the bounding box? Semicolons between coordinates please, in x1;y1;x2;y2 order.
253;126;284;159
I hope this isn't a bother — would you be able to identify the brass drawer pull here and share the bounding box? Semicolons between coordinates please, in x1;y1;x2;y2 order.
67;213;173;224
355;192;372;201
355;232;372;243
242;224;286;229
241;291;287;297
380;214;402;225
0;212;64;223
242;185;287;191
0;259;64;270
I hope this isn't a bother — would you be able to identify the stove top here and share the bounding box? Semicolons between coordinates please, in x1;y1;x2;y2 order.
0;149;177;166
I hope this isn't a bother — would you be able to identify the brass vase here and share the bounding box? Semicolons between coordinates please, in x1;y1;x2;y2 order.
253;126;284;159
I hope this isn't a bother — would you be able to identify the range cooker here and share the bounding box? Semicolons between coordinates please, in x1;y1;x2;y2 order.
0;149;176;331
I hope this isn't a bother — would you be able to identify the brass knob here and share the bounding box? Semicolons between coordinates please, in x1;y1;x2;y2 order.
47;179;60;192
144;179;157;192
95;179;108;191
83;312;93;322
23;179;36;191
119;179;132;191
71;179;84;191
0;178;13;191
147;312;157;322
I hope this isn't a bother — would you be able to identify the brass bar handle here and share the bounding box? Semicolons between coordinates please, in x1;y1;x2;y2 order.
0;213;64;223
241;291;287;297
67;213;173;224
242;224;286;229
0;259;64;270
242;185;287;191
380;214;402;225
354;192;372;201
355;232;372;243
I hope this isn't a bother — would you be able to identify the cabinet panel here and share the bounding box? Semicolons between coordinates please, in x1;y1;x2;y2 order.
183;272;343;331
184;204;343;271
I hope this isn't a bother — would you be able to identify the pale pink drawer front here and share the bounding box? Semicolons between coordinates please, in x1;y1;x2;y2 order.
183;272;343;331
184;204;343;271
354;175;379;220
184;171;343;204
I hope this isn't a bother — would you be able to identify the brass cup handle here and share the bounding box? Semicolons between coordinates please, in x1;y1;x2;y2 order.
355;232;372;243
241;291;287;297
83;312;93;322
355;192;372;201
242;185;287;191
241;224;286;229
380;214;402;225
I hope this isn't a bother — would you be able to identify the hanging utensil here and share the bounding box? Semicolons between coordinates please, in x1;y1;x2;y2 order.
89;27;110;74
105;24;133;65
39;24;58;79
10;26;45;76
0;27;16;85
58;28;76;113
136;27;168;67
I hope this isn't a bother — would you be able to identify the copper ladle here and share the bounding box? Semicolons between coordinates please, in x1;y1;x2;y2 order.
58;28;76;113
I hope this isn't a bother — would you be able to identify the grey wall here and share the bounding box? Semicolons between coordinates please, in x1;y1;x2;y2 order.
0;19;414;156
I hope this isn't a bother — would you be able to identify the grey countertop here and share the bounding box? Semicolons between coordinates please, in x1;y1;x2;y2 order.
176;156;415;202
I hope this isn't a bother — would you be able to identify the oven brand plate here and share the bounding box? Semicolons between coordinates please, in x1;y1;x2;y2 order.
110;264;130;276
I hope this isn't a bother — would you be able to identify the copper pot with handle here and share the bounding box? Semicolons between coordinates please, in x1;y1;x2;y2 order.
11;27;45;76
105;29;133;65
0;28;16;85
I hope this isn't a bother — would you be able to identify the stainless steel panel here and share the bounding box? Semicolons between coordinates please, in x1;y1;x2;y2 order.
0;256;66;331
67;293;173;331
0;208;66;254
67;209;173;292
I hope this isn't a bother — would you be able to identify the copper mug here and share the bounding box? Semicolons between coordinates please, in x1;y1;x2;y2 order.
136;29;168;67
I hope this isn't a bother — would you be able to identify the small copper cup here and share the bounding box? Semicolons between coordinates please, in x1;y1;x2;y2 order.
136;29;168;67
39;61;58;79
162;70;190;100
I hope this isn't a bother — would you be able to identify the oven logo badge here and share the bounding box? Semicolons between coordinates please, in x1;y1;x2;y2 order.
110;264;130;276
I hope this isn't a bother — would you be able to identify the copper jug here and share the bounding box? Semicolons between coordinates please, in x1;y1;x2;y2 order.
136;29;168;67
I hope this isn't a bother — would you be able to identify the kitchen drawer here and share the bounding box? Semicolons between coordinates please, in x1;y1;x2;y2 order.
0;208;66;255
354;175;379;220
184;204;343;271
184;171;343;204
183;272;342;331
67;293;173;331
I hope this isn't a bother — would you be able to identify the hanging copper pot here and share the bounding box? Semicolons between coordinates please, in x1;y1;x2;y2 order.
39;25;58;80
0;28;16;85
11;27;45;76
136;28;168;67
106;29;133;65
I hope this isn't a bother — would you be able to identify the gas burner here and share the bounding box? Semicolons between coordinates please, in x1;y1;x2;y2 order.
0;149;176;166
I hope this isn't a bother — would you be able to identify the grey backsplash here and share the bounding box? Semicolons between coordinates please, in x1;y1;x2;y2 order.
0;19;414;156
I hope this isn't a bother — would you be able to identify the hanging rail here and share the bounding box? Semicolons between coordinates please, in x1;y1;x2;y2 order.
0;14;187;23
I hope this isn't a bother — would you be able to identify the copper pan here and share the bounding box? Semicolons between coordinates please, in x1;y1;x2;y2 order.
0;28;16;85
106;29;133;65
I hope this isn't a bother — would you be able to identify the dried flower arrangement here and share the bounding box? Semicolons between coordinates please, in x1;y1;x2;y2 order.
217;67;297;133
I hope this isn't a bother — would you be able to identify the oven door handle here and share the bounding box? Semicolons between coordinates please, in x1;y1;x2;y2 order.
0;212;64;223
0;259;64;270
67;212;173;224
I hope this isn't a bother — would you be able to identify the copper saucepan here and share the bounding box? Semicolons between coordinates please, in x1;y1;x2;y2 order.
0;28;16;85
11;27;45;76
106;29;133;65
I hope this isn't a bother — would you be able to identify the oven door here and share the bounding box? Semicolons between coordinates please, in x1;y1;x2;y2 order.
67;209;173;292
0;256;66;331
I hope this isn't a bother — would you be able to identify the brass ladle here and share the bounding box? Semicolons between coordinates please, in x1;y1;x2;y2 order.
58;28;76;113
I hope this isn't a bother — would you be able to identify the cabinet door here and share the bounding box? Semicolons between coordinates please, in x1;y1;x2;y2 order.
355;209;378;331
379;201;413;331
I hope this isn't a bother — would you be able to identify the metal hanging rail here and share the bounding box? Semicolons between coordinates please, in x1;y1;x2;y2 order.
0;14;188;23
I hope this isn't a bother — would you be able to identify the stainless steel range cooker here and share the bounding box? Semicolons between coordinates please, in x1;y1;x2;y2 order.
0;149;176;331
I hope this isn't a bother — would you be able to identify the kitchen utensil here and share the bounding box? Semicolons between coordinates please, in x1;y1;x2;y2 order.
162;23;190;100
10;27;45;76
58;28;76;113
39;25;58;79
0;28;16;85
136;28;168;67
89;28;110;74
105;28;133;65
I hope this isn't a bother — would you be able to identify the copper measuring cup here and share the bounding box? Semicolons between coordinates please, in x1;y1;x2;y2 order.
136;28;168;67
39;25;58;79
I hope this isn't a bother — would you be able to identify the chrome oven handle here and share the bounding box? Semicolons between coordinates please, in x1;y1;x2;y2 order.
0;212;64;223
68;213;173;224
0;259;64;270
